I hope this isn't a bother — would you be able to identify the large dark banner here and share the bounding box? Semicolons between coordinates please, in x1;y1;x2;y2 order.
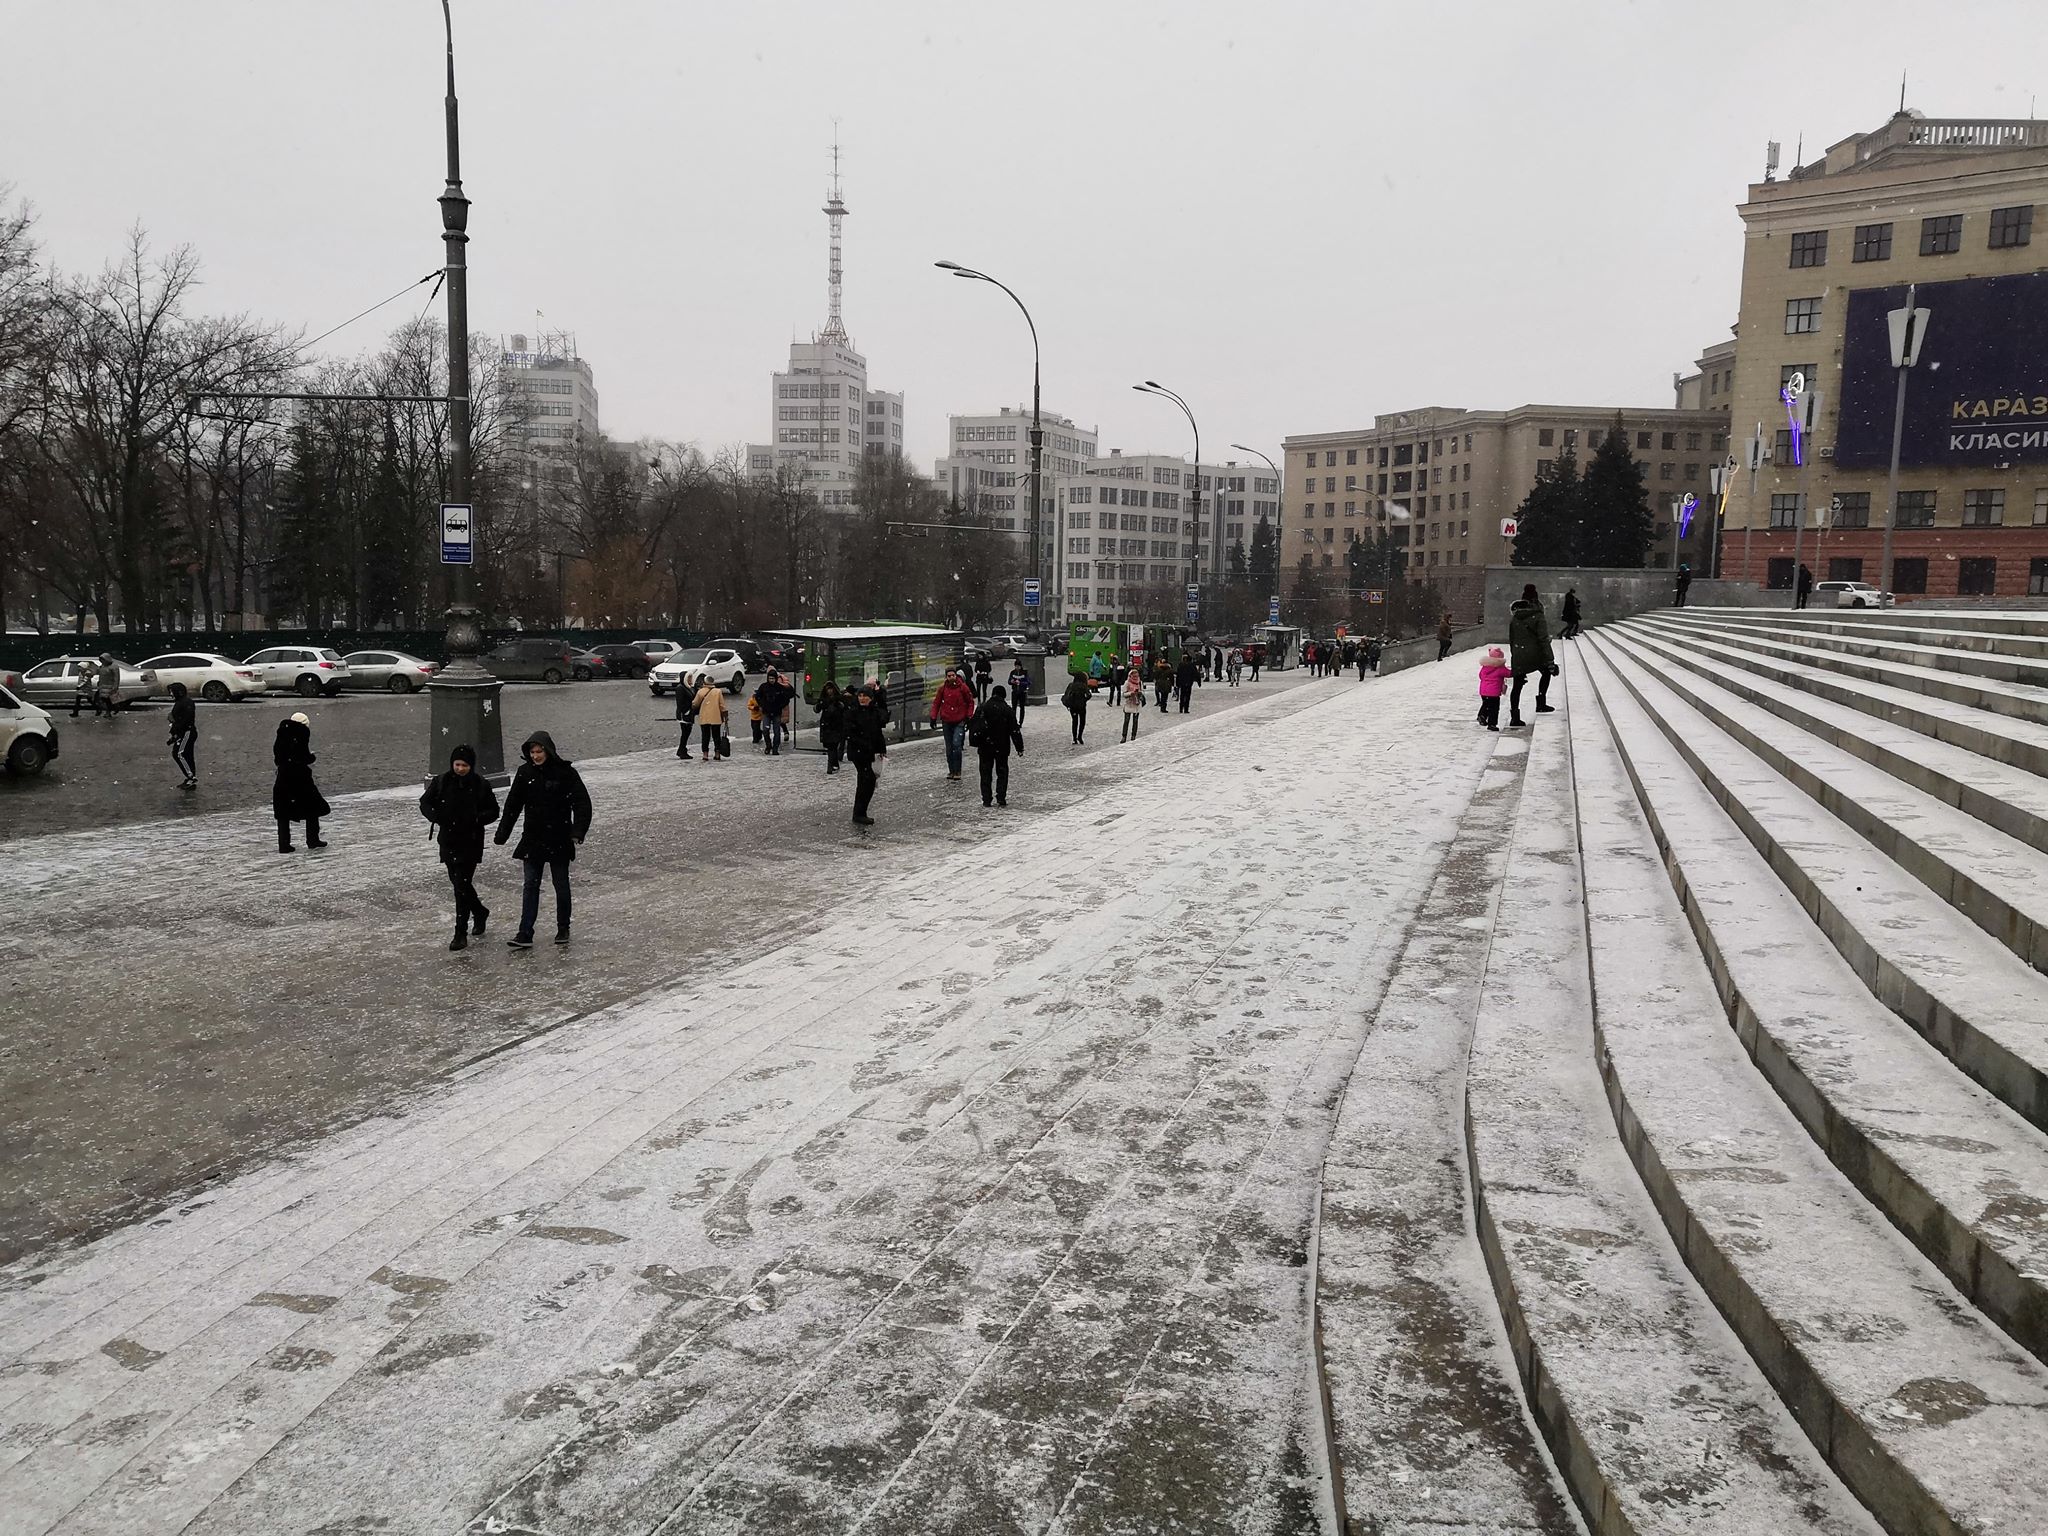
1836;271;2048;468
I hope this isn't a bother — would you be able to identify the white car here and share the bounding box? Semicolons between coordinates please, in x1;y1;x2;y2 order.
341;649;439;693
1812;580;1894;609
137;652;269;703
14;656;161;710
650;646;746;697
242;645;354;697
1;681;58;775
633;639;685;663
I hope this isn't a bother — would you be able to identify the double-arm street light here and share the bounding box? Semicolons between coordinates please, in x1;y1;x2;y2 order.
1135;381;1200;614
936;261;1044;633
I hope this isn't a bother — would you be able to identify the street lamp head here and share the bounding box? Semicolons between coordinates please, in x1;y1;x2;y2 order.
934;260;963;270
1144;380;1163;389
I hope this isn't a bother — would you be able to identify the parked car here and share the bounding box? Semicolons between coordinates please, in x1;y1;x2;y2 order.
0;681;58;775
134;652;268;702
15;656;161;709
709;637;768;672
631;639;685;664
242;645;354;697
341;650;439;693
567;648;609;682
1812;580;1894;609
588;643;655;680
485;636;576;683
650;646;746;696
761;636;804;670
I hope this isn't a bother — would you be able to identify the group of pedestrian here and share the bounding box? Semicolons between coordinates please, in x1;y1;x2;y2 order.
1472;582;1559;730
68;653;126;719
1304;637;1381;679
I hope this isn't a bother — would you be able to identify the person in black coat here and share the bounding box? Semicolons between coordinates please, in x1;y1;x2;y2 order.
755;669;796;755
493;729;593;948
419;742;501;950
674;673;697;759
272;712;330;852
1173;655;1200;714
815;681;848;774
166;682;198;789
846;682;888;826
971;683;1025;808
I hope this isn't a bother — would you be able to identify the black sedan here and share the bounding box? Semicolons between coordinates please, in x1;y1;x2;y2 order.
587;643;654;680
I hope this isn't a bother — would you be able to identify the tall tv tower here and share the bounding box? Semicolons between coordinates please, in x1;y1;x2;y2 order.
818;135;851;346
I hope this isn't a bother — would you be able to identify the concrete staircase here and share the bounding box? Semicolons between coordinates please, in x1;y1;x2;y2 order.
1319;607;2048;1535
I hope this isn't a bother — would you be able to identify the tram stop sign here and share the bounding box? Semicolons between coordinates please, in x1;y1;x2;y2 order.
440;503;474;566
1023;577;1041;609
1268;595;1280;623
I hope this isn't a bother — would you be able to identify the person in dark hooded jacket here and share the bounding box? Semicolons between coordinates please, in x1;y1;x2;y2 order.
815;680;848;773
494;730;593;948
272;712;330;852
166;682;198;789
970;683;1025;807
420;743;501;951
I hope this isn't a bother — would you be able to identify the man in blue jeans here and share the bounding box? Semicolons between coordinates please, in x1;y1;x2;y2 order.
928;665;977;783
493;730;593;949
754;669;795;756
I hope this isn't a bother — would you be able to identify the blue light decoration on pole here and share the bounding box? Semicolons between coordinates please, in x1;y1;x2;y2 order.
1781;372;1807;467
1677;492;1699;539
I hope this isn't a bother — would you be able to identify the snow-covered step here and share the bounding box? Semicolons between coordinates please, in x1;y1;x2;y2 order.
1627;617;2048;783
1669;613;2048;685
1579;633;2048;1131
1688;611;2048;664
1616;622;2048;855
1637;613;2048;727
1316;735;1582;1533
1576;636;2048;1364
1599;628;2048;975
1567;653;2048;1534
1464;691;1880;1536
1689;606;2048;644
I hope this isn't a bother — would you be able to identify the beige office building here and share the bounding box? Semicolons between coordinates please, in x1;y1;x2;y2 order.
1723;111;2048;599
1283;401;1729;613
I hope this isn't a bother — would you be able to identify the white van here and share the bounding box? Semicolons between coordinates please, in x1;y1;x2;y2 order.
0;681;59;775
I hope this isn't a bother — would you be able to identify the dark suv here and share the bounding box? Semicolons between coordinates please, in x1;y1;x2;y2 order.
588;643;654;679
709;637;767;673
485;637;576;683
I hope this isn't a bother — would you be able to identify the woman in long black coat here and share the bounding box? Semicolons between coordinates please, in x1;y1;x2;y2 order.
815;681;848;774
272;712;330;852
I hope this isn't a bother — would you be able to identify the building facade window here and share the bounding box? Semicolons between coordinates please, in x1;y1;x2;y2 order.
1892;557;1928;594
1785;297;1822;334
1958;557;1997;595
1782;362;1816;393
1325;450;1337;466
1989;205;2034;249
1659;462;1675;481
2031;557;2048;596
1789;230;1828;267
1920;214;1963;255
1828;557;1864;582
1962;488;2005;526
1637;431;1652;449
1896;490;1936;528
1852;222;1893;262
2035;487;2048;526
1769;493;1802;529
1346;448;1358;464
1832;492;1871;528
1538;428;1554;446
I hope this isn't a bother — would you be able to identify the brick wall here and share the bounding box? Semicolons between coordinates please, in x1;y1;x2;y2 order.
1722;527;2048;599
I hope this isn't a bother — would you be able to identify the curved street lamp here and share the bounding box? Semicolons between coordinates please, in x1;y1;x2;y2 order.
936;261;1044;632
1134;381;1201;612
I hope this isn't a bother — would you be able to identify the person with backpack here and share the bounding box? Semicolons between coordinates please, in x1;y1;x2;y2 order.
166;682;198;789
928;665;977;782
494;730;592;949
970;683;1025;807
847;680;887;826
419;743;501;950
690;675;727;763
1061;671;1091;744
815;680;848;774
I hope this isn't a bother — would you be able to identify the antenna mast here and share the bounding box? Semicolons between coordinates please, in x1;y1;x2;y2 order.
818;132;851;346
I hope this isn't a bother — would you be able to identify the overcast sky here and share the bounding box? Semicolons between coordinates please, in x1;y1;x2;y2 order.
3;1;2042;473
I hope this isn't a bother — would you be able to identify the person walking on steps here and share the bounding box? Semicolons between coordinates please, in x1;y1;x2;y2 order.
816;680;848;774
1119;662;1146;742
1174;652;1200;713
690;676;727;762
674;672;697;759
495;730;592;950
1507;583;1557;727
1560;588;1582;640
167;682;198;789
847;681;887;826
1007;659;1031;723
929;665;977;783
272;711;329;852
1062;671;1090;744
420;743;501;951
1674;563;1693;608
1436;613;1455;662
971;683;1025;807
1476;647;1509;731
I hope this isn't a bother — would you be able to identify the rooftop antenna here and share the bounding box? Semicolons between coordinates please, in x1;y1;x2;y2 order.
817;126;851;347
1764;140;1781;182
1899;69;1908;114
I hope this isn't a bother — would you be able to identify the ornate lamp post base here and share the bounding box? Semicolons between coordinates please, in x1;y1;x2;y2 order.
427;607;504;779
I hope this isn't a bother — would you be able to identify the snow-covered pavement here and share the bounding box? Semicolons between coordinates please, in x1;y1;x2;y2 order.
0;661;1502;1534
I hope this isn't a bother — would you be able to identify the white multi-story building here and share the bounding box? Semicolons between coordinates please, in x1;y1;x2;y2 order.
502;331;599;457
932;406;1097;547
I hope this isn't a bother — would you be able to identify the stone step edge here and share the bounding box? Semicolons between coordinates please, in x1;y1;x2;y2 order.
1312;736;1584;1534
1464;698;1876;1536
1615;624;2048;856
1673;609;2048;653
1570;647;2048;1536
1587;631;2048;1132
1627;616;2048;783
1601;627;2048;977
1653;617;2048;687
1578;633;2048;1366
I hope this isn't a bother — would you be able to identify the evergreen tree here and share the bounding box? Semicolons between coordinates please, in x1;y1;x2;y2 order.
1248;515;1278;599
1578;411;1654;567
1509;448;1581;567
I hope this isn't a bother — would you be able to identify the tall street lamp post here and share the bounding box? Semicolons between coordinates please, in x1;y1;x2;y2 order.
935;262;1043;634
426;0;504;778
1879;284;1930;600
1135;381;1200;620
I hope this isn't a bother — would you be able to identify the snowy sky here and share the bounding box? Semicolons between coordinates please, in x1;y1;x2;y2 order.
3;0;2042;472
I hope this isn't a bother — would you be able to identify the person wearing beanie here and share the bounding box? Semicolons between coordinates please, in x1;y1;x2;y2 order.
272;711;329;852
1476;647;1510;731
419;743;501;951
494;730;592;948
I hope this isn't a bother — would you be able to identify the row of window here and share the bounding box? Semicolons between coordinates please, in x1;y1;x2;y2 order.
1536;426;1717;452
1788;206;2035;268
1302;433;1480;471
1770;555;2048;598
776;406;858;423
1769;487;2048;528
776;382;851;399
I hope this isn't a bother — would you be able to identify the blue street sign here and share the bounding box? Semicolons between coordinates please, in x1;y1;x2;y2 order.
1268;596;1280;624
440;502;474;566
1023;577;1041;609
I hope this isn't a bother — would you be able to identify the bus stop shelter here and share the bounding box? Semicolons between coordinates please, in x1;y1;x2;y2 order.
1251;624;1302;670
766;625;963;746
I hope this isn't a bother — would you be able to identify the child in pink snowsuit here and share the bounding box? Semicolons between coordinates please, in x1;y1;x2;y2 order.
1477;647;1510;731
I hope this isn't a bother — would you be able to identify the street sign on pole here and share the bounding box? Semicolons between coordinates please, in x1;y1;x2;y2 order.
1887;297;1930;368
1023;577;1041;609
440;503;473;566
1366;589;1384;605
1268;596;1280;624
